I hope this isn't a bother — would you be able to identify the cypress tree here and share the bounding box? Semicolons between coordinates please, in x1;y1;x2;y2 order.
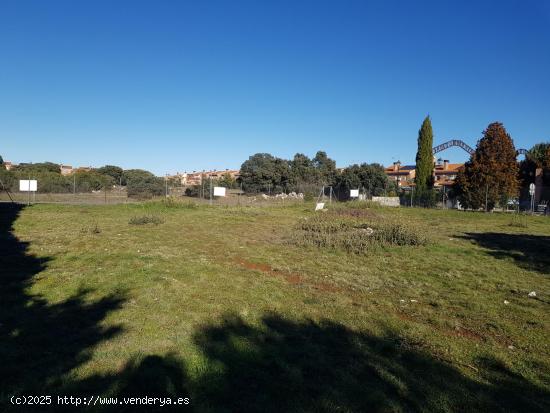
414;116;434;191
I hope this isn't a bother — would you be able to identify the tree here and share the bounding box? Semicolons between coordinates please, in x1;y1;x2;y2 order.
528;142;550;185
415;116;435;191
218;173;237;189
455;122;519;211
74;171;114;192
239;153;291;193
334;163;395;200
289;153;316;192
0;154;4;165
526;143;550;168
12;162;61;174
96;165;125;185
313;151;337;186
124;169;165;198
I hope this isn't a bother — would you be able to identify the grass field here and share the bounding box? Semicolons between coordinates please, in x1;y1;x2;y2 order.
1;200;549;412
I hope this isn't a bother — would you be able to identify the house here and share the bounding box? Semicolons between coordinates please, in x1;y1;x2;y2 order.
433;160;464;187
60;165;74;175
3;161;15;171
182;169;241;186
385;162;416;187
73;166;92;173
385;159;464;188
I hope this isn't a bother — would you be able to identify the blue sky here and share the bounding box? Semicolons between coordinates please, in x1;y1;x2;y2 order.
1;0;549;175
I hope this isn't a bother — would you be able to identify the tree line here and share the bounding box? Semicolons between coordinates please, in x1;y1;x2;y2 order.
235;151;396;199
0;162;165;199
3;120;547;208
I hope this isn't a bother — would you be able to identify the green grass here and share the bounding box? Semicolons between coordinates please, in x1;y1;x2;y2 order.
1;201;549;412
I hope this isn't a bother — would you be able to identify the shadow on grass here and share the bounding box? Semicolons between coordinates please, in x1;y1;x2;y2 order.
1;204;548;412
461;232;550;274
188;313;549;413
0;204;125;407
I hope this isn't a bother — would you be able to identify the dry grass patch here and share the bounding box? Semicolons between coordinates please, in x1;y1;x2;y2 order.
290;213;428;254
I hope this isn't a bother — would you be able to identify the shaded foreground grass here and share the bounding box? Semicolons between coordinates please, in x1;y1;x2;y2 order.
0;202;549;412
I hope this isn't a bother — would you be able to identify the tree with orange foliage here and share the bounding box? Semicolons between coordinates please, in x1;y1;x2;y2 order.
455;122;519;211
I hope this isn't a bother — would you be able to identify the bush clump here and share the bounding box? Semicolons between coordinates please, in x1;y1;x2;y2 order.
129;215;165;225
125;169;165;199
291;214;427;254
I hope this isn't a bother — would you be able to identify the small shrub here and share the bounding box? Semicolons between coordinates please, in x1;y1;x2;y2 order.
508;214;528;228
291;214;427;254
80;223;101;234
129;215;165;225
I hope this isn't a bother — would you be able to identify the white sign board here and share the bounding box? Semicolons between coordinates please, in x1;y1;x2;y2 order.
213;186;226;197
529;183;535;195
19;180;37;192
315;202;325;211
350;189;359;198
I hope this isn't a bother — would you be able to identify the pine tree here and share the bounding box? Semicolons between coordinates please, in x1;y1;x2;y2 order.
414;116;434;191
455;122;519;210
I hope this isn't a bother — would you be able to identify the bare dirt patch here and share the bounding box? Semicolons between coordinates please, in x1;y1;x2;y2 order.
234;258;343;291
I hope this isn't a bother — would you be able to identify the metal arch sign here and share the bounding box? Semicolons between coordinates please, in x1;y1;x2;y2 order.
432;139;474;155
432;139;527;157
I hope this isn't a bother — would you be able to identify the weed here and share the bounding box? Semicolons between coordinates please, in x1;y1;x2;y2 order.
80;222;101;234
508;213;528;228
129;215;165;225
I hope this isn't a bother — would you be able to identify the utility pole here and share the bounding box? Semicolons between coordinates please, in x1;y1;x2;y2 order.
209;176;212;206
238;182;242;206
529;183;535;213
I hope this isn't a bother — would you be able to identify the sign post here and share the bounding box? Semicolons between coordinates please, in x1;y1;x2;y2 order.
529;183;535;213
19;179;38;205
213;186;226;197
